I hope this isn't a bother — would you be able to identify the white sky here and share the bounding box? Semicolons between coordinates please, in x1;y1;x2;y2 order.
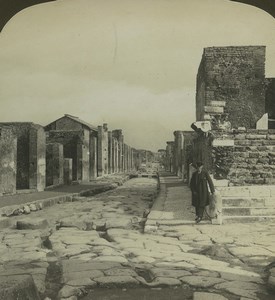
0;0;275;151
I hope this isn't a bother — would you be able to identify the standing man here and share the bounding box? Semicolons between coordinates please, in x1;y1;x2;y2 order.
190;162;215;223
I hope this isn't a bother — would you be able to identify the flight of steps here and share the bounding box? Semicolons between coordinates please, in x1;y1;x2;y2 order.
217;185;275;224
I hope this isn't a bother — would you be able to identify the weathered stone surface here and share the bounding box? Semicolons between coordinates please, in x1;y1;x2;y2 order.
180;276;225;288
193;292;228;300
220;269;262;283
58;285;84;298
16;218;49;230
63;270;104;282
66;278;97;287
149;268;191;279
214;281;262;299
104;268;138;277
150;276;181;286
59;216;93;230
155;261;195;269
93;255;128;264
95;276;139;288
105;217;132;229
0;275;40;300
29;204;37;211
62;261;121;272
23;205;31;214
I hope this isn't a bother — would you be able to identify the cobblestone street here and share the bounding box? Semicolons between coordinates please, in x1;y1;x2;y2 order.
0;175;275;300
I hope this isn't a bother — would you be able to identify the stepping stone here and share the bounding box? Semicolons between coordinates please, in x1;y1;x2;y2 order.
16;218;49;230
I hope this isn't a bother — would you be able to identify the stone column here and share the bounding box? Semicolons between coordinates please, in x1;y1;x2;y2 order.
97;124;109;176
166;141;175;173
174;131;184;178
46;143;64;187
64;158;72;185
112;130;124;173
29;125;46;191
108;132;113;174
76;142;83;181
112;137;117;173
89;132;97;179
81;129;90;182
123;144;128;172
128;146;132;171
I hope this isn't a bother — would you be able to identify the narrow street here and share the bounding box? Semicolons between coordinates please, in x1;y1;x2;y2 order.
0;174;275;300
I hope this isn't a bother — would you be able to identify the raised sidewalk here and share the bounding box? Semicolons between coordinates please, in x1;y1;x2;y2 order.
145;172;211;231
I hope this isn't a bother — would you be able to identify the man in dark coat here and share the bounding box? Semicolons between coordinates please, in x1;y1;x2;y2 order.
190;162;215;223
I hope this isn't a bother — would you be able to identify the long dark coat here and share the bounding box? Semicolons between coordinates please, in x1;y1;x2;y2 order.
190;169;215;208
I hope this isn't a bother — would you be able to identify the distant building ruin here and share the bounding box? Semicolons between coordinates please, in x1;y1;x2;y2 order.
0;114;154;196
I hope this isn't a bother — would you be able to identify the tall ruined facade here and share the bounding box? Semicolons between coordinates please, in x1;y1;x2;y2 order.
196;46;266;128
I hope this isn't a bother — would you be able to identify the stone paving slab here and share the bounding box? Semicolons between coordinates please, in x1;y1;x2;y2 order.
1;174;275;300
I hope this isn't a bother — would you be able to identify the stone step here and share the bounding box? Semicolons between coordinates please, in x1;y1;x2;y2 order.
222;215;275;224
218;186;275;198
222;207;275;216
222;196;275;207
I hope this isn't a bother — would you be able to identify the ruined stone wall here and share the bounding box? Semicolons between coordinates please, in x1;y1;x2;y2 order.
194;129;275;186
0;122;46;191
196;46;266;128
0;127;17;195
47;130;83;181
48;116;83;131
265;78;275;128
0;123;31;189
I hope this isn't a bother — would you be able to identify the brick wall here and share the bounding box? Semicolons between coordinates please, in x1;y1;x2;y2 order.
196;46;266;128
0;127;17;195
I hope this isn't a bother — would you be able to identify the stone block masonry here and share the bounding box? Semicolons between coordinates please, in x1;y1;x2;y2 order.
194;129;275;186
0;127;17;195
196;46;266;129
